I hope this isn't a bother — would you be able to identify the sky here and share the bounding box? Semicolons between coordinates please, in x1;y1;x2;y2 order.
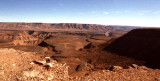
0;0;160;27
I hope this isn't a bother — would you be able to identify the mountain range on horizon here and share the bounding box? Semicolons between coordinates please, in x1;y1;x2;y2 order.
0;22;142;33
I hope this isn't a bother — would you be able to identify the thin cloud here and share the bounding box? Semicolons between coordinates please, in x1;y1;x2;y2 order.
91;11;96;14
139;10;151;13
124;10;129;13
115;11;121;14
138;13;145;15
0;16;10;22
153;11;160;15
136;10;151;15
103;11;109;15
77;12;83;15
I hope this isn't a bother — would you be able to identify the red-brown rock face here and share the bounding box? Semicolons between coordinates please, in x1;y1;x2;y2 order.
0;23;109;32
0;22;137;33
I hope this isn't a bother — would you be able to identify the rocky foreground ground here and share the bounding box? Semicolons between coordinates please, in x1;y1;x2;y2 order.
0;48;160;81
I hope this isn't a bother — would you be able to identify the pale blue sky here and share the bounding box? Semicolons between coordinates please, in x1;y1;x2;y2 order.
0;0;160;27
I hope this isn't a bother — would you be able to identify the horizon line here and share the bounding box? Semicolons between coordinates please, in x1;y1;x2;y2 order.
0;21;159;28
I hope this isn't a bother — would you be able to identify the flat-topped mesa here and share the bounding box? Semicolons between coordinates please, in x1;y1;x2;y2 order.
0;23;108;32
54;23;108;31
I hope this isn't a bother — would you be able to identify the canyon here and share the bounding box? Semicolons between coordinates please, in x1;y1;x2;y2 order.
0;22;160;80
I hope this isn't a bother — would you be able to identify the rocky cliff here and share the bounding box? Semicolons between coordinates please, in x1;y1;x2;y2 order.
0;22;137;33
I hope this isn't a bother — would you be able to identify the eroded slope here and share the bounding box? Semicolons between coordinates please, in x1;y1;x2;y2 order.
104;29;160;68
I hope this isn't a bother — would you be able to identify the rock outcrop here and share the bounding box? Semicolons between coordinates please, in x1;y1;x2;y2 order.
1;48;160;81
0;31;51;46
0;48;69;81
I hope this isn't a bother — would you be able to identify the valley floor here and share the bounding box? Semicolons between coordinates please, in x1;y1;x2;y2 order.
0;29;160;81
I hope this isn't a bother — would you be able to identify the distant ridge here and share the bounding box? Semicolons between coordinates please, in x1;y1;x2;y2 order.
0;22;137;32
